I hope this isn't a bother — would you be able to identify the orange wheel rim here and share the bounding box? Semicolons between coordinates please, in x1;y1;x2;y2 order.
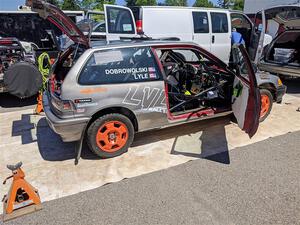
96;121;128;153
260;94;270;118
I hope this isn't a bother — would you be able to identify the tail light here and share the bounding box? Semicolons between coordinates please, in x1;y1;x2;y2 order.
136;20;143;34
51;97;74;112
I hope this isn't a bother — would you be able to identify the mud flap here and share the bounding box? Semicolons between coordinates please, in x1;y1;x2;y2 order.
74;125;88;165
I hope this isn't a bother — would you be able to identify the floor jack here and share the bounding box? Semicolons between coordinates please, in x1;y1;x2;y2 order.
35;92;43;114
2;162;42;221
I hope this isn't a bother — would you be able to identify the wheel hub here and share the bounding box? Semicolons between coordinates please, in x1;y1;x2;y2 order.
95;121;128;153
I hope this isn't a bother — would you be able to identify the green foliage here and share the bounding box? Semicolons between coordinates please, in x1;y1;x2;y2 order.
231;0;244;10
61;0;80;10
165;0;187;6
81;0;116;10
217;0;244;10
125;0;156;6
193;0;214;8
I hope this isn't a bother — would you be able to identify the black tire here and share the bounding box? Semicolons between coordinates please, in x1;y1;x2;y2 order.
259;89;273;122
3;61;42;98
87;113;134;158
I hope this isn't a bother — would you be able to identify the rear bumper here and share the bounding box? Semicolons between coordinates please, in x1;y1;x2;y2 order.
43;93;90;142
275;85;286;103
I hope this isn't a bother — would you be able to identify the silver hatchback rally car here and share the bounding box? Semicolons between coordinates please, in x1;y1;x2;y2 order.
29;0;285;159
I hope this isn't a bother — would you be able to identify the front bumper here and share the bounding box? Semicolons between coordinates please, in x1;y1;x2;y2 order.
43;93;90;142
275;85;287;103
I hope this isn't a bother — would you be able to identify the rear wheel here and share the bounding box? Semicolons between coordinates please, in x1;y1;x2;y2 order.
87;113;134;158
259;89;273;122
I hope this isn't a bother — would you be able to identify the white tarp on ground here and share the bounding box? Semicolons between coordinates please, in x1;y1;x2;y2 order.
0;94;300;209
244;0;300;14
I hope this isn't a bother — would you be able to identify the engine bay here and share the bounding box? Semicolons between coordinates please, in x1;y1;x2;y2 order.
158;49;233;115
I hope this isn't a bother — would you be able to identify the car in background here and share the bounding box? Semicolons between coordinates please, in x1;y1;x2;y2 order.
250;5;300;78
0;37;42;98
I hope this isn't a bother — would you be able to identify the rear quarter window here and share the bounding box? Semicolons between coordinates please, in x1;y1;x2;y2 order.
78;47;161;85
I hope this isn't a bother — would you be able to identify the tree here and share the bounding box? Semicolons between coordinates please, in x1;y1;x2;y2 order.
165;0;187;6
80;0;116;10
61;0;80;10
231;0;244;10
193;0;214;7
217;0;244;10
125;0;156;6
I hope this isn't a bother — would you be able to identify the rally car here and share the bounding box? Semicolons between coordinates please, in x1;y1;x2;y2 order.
28;0;286;159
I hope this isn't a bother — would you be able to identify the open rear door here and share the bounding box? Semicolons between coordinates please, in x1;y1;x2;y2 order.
104;4;137;41
231;44;260;137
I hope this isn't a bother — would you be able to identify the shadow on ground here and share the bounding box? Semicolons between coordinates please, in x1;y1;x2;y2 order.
282;77;300;95
12;113;232;164
0;93;37;109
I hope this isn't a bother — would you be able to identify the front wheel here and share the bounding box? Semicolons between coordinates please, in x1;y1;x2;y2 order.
87;113;134;158
259;89;273;122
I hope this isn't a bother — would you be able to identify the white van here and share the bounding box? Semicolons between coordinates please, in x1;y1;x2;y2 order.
103;5;255;63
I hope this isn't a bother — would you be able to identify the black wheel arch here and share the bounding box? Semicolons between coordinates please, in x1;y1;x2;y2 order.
87;107;138;132
258;83;276;101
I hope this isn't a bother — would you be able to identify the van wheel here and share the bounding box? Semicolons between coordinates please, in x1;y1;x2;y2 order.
259;89;273;122
87;113;134;158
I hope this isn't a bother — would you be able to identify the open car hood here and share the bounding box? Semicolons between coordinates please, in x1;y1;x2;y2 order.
264;5;300;30
26;0;89;48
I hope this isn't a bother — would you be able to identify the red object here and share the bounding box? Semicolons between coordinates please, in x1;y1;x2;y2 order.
136;20;143;34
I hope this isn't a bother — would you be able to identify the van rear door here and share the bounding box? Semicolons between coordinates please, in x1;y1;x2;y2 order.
104;5;137;41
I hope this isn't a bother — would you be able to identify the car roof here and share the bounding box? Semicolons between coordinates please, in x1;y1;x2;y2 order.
91;39;197;49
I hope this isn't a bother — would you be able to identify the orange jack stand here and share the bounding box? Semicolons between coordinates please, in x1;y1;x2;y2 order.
2;162;42;222
35;93;44;114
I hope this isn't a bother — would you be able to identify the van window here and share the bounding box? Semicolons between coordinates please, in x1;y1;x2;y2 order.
211;12;228;33
192;12;209;33
231;13;251;29
106;6;135;34
78;47;161;85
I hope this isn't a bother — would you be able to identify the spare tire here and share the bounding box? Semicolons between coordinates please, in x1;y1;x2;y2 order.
3;61;42;98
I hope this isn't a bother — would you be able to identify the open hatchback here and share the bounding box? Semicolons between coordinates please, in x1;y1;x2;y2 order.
250;5;300;77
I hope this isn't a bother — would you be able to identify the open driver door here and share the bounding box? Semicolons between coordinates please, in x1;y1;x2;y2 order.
231;44;261;137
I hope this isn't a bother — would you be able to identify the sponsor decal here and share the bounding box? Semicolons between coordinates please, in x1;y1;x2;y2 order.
74;98;92;103
122;86;166;113
76;108;86;113
80;87;107;94
76;102;98;108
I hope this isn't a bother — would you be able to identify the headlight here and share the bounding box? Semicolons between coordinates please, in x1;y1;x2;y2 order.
277;78;283;86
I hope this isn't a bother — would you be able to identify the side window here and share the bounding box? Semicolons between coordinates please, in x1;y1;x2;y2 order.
93;23;106;32
173;49;200;62
106;6;135;34
192;12;209;33
78;47;161;85
231;13;251;29
211;12;228;33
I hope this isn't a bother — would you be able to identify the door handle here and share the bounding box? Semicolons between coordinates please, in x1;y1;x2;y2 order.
212;35;215;44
